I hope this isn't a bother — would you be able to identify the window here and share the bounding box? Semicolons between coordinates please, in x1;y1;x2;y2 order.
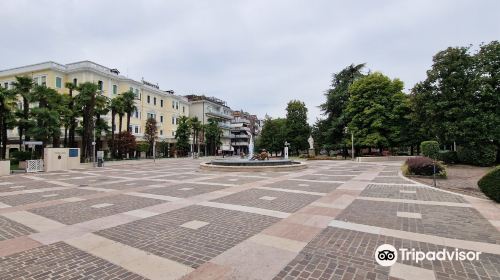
113;85;117;94
160;116;163;123
55;77;62;88
175;117;178;125
135;110;140;119
153;97;156;105
135;126;139;134
147;113;156;120
41;76;46;86
97;80;103;90
176;101;178;110
172;101;175;109
182;106;185;113
160;130;163;136
171;116;175;124
160;99;163;107
147;95;150;104
73;78;77;86
3;82;8;89
172;131;175;136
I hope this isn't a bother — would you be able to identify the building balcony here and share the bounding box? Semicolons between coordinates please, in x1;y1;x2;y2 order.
206;110;232;120
231;134;250;139
231;127;250;132
232;141;249;146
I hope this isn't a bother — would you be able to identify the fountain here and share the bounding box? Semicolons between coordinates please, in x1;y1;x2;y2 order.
200;135;307;172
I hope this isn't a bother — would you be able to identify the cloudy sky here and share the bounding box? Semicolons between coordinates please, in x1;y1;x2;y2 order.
1;0;498;123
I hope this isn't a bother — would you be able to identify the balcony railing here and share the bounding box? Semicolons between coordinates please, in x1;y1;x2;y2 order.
231;134;250;139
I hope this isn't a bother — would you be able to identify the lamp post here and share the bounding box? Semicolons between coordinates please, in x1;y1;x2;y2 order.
344;127;354;161
92;116;96;167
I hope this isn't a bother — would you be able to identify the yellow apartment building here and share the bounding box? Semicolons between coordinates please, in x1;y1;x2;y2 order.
0;61;189;157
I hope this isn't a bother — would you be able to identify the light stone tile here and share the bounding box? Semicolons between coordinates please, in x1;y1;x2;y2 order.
179;187;194;191
42;194;59;198
198;201;289;219
180;220;210;230
66;233;193;280
397;211;422;219
2;211;65;232
328;220;381;234
390;262;435;280
298;183;309;187
9;185;26;189
80;186;115;192
61;197;86;203
259;196;277;201
249;234;306;253
0;182;13;185
400;190;417;194
125;192;181;201
90;203;114;208
256;186;326;196
124;209;159;218
0;187;68;197
357;196;472;207
0;202;11;208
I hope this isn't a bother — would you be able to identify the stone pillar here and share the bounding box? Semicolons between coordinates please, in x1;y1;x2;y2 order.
308;148;316;157
284;147;289;159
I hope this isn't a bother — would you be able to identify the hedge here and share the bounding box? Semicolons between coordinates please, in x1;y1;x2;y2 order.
438;150;458;164
457;144;497;167
421;141;440;159
478;166;500;202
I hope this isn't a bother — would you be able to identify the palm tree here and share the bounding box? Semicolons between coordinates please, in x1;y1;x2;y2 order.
94;96;110;158
109;97;124;158
0;87;17;159
188;116;202;154
121;90;136;132
65;82;78;148
74;82;99;162
29;86;65;148
12;76;33;148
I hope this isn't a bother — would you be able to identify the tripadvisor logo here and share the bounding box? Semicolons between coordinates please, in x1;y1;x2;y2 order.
375;244;481;267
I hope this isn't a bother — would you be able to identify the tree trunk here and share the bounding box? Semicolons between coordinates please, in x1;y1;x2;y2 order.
52;132;60;148
63;126;68;148
68;89;76;148
0;113;4;160
111;111;116;158
23;97;30;143
126;113;131;132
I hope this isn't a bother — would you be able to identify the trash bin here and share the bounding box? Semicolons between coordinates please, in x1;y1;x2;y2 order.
97;158;104;167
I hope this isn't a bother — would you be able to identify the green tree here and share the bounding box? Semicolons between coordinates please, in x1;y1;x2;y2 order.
346;72;409;152
204;118;222;156
319;63;366;150
257;117;287;156
12;76;33;148
411;41;500;158
0;87;17;159
285;100;310;155
188;116;202;154
144;117;158;156
28;86;65;148
175;116;191;156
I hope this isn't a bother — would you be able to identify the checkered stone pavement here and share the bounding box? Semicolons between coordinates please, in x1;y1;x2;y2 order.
0;188;98;206
97;205;280;268
211;188;322;213
360;184;467;203
0;158;498;280
275;227;500;280
140;183;229;198
30;194;165;225
336;200;500;244
0;216;36;241
265;179;342;193
0;242;146;280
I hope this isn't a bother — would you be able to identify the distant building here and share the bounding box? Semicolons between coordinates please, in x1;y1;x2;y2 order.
185;95;233;155
230;110;261;155
0;61;188;156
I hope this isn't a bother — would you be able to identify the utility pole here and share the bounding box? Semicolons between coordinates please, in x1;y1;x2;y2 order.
351;131;355;161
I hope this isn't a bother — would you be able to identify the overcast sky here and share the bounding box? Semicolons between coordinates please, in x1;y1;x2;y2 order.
1;0;498;123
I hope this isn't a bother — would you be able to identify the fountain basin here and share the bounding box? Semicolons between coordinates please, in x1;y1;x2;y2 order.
200;159;307;172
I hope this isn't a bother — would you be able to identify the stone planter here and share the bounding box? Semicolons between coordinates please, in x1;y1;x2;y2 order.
0;160;10;176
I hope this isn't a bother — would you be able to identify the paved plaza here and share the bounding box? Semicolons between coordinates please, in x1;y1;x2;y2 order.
0;159;499;280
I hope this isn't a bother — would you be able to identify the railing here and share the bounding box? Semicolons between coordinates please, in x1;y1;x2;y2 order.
26;160;44;173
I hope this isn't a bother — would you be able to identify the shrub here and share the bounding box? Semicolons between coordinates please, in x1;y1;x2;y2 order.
457;144;497;166
438;150;458;164
11;150;33;161
420;141;440;159
478;166;500;202
403;156;446;177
